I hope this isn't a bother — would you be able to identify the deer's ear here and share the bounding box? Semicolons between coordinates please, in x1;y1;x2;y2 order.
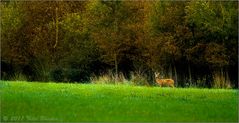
154;72;158;76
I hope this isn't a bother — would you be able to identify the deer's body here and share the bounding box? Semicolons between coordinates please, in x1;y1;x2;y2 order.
155;73;174;87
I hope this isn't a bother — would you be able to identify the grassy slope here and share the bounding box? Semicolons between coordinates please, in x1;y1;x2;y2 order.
0;81;238;122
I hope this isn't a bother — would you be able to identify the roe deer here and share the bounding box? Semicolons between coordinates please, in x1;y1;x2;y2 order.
155;72;174;87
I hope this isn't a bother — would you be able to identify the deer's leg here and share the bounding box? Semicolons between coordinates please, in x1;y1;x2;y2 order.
171;84;174;88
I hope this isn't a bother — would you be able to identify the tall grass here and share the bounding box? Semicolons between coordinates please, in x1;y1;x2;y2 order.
91;71;149;86
130;72;150;86
10;72;27;81
32;59;51;82
91;71;128;84
213;70;231;88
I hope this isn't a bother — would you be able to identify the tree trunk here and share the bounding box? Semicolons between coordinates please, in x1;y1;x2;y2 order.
169;64;173;78
114;53;118;82
54;7;58;49
173;63;178;87
188;63;192;85
225;69;231;88
220;67;223;87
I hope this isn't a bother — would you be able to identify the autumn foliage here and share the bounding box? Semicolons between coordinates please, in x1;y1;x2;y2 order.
1;1;238;88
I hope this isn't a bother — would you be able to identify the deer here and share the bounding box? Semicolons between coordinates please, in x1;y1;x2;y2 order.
154;72;174;87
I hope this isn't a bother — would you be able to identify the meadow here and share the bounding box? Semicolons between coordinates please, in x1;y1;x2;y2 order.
1;81;238;122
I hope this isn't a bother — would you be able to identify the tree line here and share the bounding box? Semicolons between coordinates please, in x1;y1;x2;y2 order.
1;1;238;88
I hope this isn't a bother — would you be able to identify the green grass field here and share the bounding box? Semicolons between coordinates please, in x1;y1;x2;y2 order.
1;81;238;122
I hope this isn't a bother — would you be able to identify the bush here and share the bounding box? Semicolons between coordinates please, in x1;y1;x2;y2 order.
50;68;64;82
1;60;14;80
91;71;129;85
65;68;90;83
10;72;27;81
50;68;90;83
130;72;149;86
91;74;114;84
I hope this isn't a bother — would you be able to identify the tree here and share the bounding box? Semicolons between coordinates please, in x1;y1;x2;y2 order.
1;1;26;79
144;1;183;85
86;1;142;81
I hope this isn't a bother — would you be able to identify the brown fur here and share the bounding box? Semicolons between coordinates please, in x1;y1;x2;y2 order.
155;73;174;87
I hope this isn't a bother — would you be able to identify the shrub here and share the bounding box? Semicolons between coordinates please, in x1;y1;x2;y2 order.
10;72;27;81
130;72;149;86
91;71;128;85
50;68;64;82
91;74;114;84
65;68;90;83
